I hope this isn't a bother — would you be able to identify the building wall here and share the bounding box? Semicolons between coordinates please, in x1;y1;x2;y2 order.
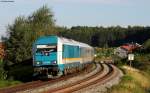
114;47;128;58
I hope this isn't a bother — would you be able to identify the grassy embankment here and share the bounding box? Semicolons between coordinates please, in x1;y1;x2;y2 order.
108;54;150;93
107;65;150;93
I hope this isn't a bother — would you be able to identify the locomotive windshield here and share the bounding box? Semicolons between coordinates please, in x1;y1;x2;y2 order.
36;45;57;53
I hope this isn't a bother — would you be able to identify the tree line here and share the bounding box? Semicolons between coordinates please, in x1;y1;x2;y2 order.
2;6;150;65
57;26;150;47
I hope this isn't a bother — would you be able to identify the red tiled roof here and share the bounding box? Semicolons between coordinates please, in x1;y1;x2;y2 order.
121;45;133;51
120;44;140;52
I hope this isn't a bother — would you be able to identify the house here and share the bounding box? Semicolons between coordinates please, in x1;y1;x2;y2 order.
114;43;141;58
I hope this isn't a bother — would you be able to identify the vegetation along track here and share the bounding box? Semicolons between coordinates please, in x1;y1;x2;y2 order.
0;63;96;93
43;63;118;93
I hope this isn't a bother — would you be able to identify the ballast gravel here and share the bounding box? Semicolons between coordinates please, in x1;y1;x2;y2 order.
19;63;123;93
19;63;101;93
74;65;123;93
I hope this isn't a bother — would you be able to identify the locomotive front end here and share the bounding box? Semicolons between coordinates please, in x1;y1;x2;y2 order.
33;36;62;78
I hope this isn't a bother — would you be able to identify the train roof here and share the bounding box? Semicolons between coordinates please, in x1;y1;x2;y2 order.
58;36;93;48
34;36;93;49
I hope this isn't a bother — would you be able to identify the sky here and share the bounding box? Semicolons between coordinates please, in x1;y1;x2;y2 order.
0;0;150;39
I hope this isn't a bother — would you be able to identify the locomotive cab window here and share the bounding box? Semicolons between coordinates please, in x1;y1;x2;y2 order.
36;45;57;53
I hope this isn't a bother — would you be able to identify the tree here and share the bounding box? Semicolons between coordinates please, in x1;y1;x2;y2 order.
143;39;150;51
4;5;56;65
0;59;7;80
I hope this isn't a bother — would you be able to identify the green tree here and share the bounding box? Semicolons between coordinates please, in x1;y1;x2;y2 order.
143;39;150;51
4;5;56;65
0;59;7;80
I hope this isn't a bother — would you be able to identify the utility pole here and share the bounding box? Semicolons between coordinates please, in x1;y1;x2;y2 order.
130;60;132;67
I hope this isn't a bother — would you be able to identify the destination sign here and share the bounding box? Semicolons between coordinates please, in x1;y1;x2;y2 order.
37;45;56;48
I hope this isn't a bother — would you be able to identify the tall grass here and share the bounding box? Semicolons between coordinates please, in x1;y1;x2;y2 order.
0;80;21;88
107;66;150;93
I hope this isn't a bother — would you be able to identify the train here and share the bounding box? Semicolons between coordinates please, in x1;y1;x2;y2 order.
32;36;94;78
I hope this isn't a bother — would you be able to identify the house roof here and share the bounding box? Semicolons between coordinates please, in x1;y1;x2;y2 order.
120;43;141;52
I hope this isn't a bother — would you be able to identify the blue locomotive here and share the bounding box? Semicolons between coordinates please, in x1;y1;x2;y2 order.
32;36;94;78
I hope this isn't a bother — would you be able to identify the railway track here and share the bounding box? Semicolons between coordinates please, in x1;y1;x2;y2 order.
0;80;43;93
0;63;96;93
43;63;117;93
0;63;120;93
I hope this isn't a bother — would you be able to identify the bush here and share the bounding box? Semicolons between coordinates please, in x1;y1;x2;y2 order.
143;39;150;51
7;59;34;82
0;59;7;80
113;55;127;67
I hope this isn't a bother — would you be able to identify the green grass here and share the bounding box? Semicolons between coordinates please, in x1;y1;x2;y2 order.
0;80;22;88
107;66;150;93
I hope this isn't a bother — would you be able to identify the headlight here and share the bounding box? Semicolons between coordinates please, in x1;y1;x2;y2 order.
36;62;40;65
52;60;57;64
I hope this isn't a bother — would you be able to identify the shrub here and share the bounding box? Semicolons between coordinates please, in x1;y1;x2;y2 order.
0;59;7;80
